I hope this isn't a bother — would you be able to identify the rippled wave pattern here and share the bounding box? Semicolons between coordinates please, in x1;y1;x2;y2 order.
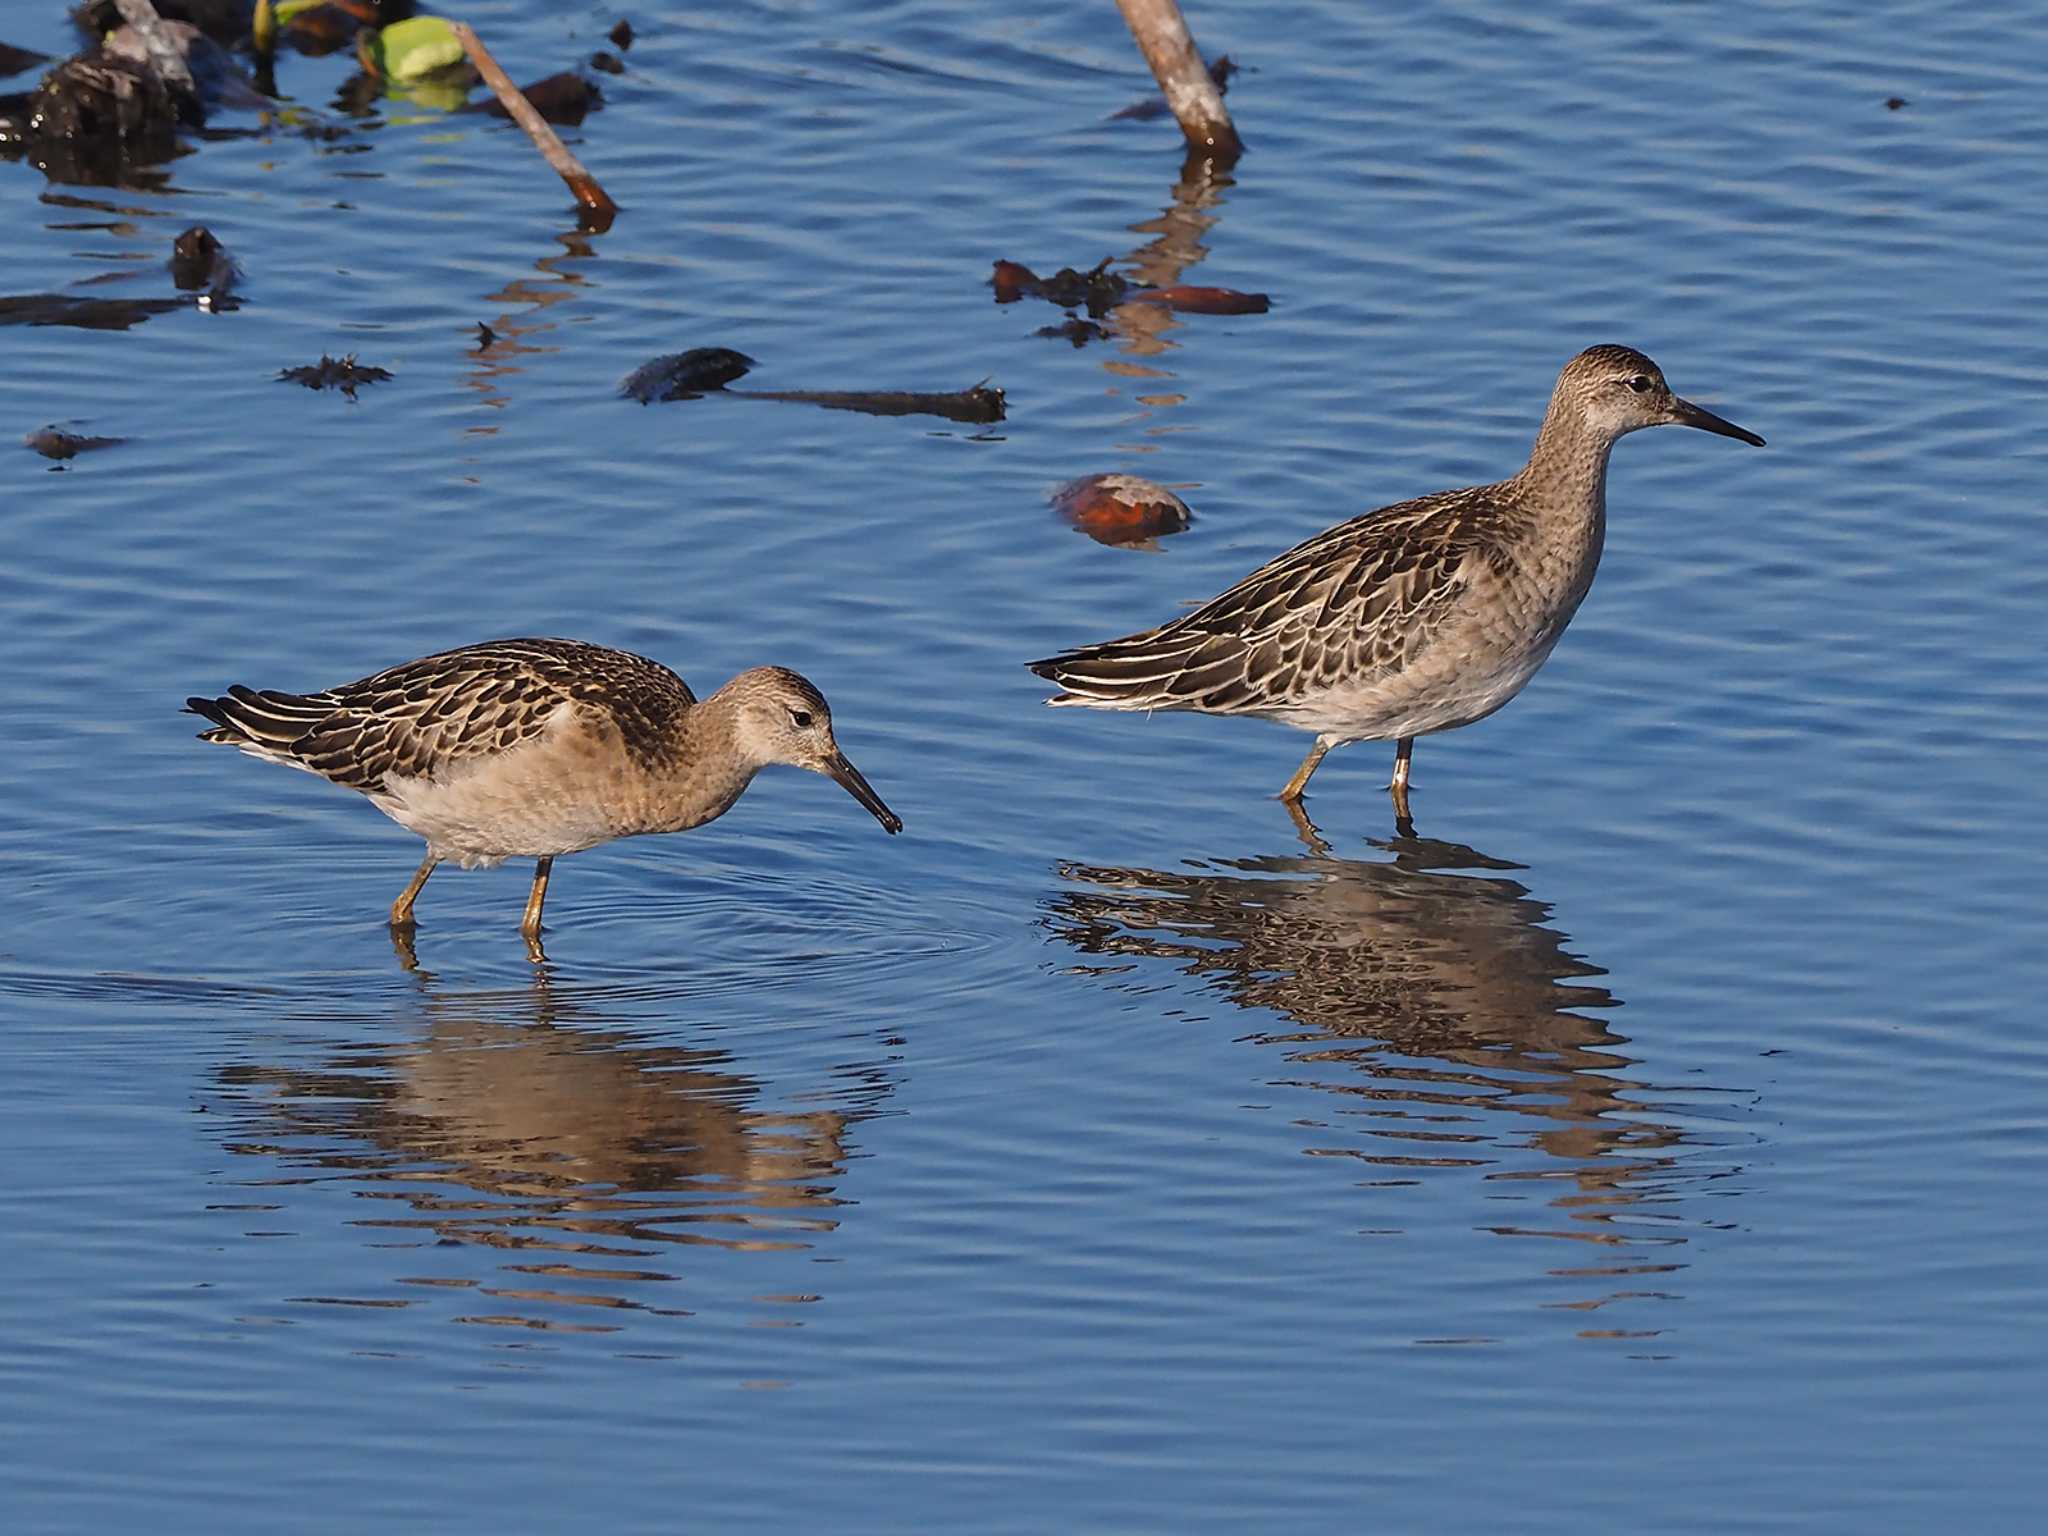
2;1;2044;1530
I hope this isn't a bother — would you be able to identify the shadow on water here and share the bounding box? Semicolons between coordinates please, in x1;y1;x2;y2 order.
208;957;897;1336
1044;811;1757;1340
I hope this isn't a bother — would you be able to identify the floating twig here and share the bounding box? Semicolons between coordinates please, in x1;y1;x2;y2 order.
449;20;618;229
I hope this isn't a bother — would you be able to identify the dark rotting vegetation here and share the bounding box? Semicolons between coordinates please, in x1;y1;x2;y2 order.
734;383;1006;425
25;424;127;460
465;70;600;128
0;292;183;328
991;258;1268;319
170;223;237;310
622;348;1005;424
1;1;267;184
620;347;759;403
278;354;393;398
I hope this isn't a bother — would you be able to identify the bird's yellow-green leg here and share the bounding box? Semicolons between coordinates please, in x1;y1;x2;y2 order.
1280;737;1334;802
520;856;554;942
390;855;438;928
1389;737;1414;820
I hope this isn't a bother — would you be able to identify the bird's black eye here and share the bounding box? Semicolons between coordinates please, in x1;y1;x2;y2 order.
789;709;813;729
1626;374;1654;394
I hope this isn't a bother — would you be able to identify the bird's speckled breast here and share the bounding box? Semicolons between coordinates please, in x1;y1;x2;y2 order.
1301;506;1607;743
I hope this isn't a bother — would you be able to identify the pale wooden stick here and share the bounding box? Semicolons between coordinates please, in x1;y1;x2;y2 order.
449;21;619;224
1114;0;1241;158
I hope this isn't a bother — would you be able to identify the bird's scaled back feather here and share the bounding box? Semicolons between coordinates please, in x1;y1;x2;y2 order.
1030;491;1489;714
187;638;698;791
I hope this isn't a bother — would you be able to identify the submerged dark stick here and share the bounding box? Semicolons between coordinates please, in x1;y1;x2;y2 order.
730;385;1006;425
1113;0;1241;158
450;21;619;227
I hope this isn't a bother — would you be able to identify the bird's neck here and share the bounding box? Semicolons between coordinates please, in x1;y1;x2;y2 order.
1501;399;1614;597
649;690;760;833
1517;396;1615;517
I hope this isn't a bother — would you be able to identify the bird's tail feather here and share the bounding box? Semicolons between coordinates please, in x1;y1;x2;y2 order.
1027;627;1225;709
184;686;337;760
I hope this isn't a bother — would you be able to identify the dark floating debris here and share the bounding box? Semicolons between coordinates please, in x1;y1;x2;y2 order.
1885;95;1908;110
1036;318;1113;347
992;258;1268;318
0;293;183;329
278;354;393;398
475;321;498;350
735;383;1006;425
1052;473;1194;550
609;19;635;52
1111;53;1236;121
170;224;238;311
25;425;127;461
620;346;757;402
993;257;1125;313
1;0;266;184
1124;284;1267;315
589;51;624;76
622;348;1005;423
467;70;601;127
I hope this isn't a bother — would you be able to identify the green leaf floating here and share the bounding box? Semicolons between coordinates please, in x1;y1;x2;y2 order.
361;16;468;83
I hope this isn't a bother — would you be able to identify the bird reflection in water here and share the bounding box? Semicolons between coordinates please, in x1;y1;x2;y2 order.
1046;809;1749;1337
213;956;893;1336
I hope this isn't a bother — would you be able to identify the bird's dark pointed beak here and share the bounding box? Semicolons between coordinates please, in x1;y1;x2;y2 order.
1672;396;1766;447
826;751;902;834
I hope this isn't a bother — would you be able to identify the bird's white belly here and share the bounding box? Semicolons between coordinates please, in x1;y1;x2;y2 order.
370;732;616;867
1291;627;1566;743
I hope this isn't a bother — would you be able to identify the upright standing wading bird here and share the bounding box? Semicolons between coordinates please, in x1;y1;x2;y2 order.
187;638;901;945
1028;346;1764;818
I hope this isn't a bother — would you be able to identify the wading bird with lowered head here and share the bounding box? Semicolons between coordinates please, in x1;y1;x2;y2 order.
187;638;901;947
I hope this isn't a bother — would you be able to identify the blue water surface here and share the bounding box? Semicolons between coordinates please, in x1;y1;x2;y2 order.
2;1;2043;1530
